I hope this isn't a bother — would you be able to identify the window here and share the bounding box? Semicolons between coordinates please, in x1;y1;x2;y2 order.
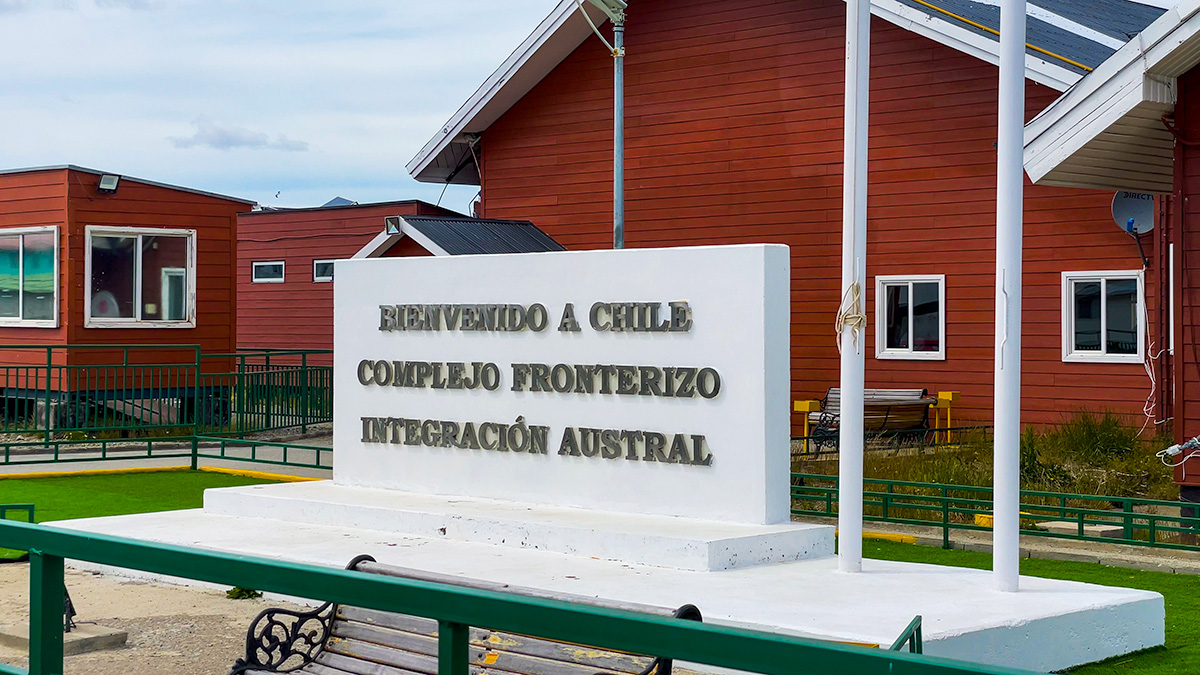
875;275;945;360
252;261;285;283
313;259;334;283
85;226;196;327
0;226;58;327
1062;270;1144;363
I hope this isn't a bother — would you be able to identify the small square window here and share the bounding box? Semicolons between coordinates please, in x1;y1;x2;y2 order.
1062;271;1143;363
875;275;945;360
313;260;334;283
252;261;285;283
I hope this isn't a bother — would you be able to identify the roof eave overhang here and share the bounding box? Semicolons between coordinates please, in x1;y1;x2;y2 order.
1024;1;1200;194
408;0;1085;187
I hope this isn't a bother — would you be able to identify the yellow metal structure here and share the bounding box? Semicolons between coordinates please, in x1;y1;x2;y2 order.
933;391;960;444
794;399;822;453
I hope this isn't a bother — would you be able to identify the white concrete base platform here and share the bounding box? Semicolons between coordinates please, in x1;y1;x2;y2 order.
202;482;834;571
47;509;1164;672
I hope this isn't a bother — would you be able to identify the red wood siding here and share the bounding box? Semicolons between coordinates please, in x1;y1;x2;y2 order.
63;169;246;366
237;201;455;355
479;0;1161;429
0;168;69;354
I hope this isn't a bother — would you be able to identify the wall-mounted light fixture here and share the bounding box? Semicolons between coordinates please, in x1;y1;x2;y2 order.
385;216;401;235
97;174;121;194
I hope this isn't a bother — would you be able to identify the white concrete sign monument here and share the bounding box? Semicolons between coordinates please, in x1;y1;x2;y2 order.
333;244;791;525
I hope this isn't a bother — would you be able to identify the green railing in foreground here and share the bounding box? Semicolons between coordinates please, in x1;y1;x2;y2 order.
793;473;1200;552
0;520;1032;675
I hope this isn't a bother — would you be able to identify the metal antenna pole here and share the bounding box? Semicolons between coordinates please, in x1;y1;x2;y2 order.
613;17;625;249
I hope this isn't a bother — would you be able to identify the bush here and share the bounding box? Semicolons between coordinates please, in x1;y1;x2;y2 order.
795;410;1177;500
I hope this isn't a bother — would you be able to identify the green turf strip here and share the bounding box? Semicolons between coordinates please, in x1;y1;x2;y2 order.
0;470;281;558
864;540;1199;674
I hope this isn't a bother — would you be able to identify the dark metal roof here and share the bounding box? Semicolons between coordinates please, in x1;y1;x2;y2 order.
244;199;461;217
404;216;565;255
894;0;1166;74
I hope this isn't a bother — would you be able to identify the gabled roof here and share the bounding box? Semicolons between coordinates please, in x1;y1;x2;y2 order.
353;216;566;258
0;164;256;205
408;0;1166;187
1024;1;1200;193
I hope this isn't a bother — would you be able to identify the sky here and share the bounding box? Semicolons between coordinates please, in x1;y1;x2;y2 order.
0;0;557;214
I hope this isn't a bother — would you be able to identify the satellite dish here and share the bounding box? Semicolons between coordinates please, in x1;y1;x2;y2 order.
1112;191;1155;235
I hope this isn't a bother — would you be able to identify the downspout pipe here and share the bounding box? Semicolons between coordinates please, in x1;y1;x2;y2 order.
614;18;625;249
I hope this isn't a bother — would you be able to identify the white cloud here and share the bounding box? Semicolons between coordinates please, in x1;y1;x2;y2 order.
170;118;309;152
0;0;558;212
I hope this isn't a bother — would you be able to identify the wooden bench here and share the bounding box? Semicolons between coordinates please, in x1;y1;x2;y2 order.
229;555;703;675
808;388;936;432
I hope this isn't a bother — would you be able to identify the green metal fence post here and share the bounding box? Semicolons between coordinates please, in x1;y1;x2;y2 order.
301;352;309;435
1123;500;1133;542
29;548;64;675
942;487;950;549
42;347;52;449
437;620;469;675
191;347;201;471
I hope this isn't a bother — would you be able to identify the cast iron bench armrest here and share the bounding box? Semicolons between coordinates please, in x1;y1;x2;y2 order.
228;602;336;674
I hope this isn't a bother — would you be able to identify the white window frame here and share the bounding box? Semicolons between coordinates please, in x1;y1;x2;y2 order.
1061;270;1145;364
312;259;334;283
84;225;197;329
0;226;59;328
252;261;285;284
875;274;946;361
160;267;187;322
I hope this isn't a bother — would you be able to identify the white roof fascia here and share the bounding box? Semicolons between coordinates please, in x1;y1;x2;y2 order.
406;0;600;182
408;0;1088;185
399;218;450;257
1023;2;1200;187
351;218;451;258
353;230;400;258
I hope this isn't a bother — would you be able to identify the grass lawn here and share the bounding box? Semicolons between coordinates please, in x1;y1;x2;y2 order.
865;540;1200;674
0;469;282;557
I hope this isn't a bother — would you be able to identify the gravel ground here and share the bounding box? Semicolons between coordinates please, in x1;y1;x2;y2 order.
0;562;303;675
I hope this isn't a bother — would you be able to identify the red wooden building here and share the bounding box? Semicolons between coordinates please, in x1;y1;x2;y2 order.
1023;2;1200;488
236;200;459;355
407;0;1168;432
0;165;252;362
237;202;564;355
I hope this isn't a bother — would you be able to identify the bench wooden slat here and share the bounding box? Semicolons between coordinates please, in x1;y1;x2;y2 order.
338;607;437;636
334;615;652;675
322;637;438;675
306;659;385;675
315;650;425;675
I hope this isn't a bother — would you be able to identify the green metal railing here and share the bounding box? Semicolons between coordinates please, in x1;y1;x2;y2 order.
0;504;34;523
889;615;923;654
194;436;332;470
0;346;332;470
793;473;1200;552
0;520;1032;675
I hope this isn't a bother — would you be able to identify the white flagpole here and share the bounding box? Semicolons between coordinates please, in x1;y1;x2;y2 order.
994;0;1026;592
838;0;870;573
